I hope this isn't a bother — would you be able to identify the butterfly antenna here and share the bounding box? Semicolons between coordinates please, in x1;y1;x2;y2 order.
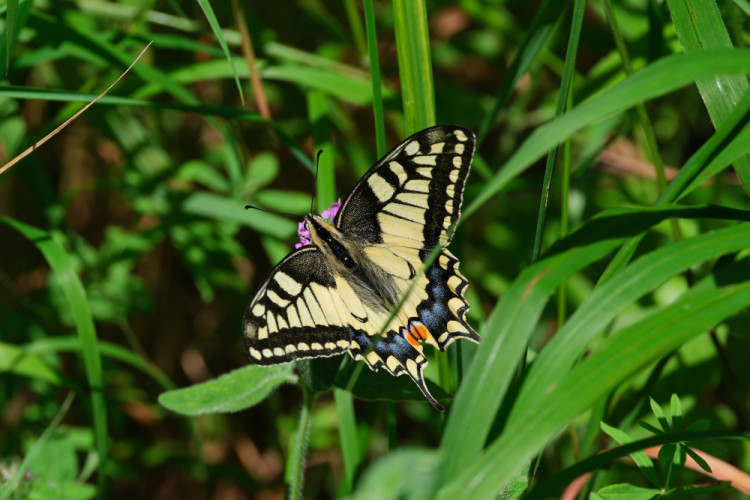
244;204;299;218
311;149;323;214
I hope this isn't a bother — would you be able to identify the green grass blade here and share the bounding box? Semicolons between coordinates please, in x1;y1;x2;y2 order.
2;0;18;76
464;49;750;219
509;222;750;432
195;0;244;101
158;364;296;415
438;273;750;499
0;217;108;491
477;0;567;145
308;90;336;211
532;0;585;262
27;337;175;390
668;0;750;193
433;204;750;493
0;392;76;500
286;389;315;500
364;0;386;156
334;388;360;495
393;0;434;132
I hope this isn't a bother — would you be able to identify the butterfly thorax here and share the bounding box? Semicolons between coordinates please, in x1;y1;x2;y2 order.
305;214;400;311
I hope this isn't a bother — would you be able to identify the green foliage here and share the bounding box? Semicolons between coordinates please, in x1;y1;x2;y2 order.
1;1;750;499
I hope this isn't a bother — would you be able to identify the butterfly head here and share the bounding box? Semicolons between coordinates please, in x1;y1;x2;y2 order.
295;199;342;249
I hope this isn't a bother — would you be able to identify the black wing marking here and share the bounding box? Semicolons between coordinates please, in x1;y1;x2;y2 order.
242;247;352;364
334;125;475;250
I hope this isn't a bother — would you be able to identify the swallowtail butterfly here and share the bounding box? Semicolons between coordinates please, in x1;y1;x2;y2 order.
243;125;479;411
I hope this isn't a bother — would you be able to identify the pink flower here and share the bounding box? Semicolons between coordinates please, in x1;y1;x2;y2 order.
295;220;311;249
321;198;342;221
295;199;341;249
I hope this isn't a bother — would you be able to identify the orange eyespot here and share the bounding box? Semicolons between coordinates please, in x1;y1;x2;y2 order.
405;321;430;347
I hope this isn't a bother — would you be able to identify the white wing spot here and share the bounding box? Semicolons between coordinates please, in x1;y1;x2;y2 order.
250;348;262;360
448;297;464;313
337;340;350;349
252;302;265;317
405;358;419;378
297;343;310;351
297;299;314;326
325;342;336;350
430;142;445;154
266;312;278;333
267;289;290;308
453;156;463;169
386;356;401;372
285;344;297;354
274;347;285;357
447;275;463;291
416;167;433;179
405;179;430;193
385;202;425;224
275;272;302;296
449;169;460;183
454;129;468;141
405;140;420;155
447;320;464;332
311;342;324;350
389;161;408;185
413;155;437;166
368;173;396;203
304;287;327;324
455;143;465;154
262;348;273;358
287;305;301;328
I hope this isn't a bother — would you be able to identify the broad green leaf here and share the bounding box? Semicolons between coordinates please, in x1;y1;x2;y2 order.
0;341;62;385
597;483;660;500
334;362;452;407
181;191;297;239
158;364;296;415
352;449;437;500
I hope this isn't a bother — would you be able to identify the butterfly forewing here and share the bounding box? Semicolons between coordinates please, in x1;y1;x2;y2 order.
334;126;474;250
243;247;352;363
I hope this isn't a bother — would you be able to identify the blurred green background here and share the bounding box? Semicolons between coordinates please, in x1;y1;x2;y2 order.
2;1;750;499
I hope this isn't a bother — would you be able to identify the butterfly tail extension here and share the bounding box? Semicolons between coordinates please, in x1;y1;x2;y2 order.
417;249;480;352
348;329;444;412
